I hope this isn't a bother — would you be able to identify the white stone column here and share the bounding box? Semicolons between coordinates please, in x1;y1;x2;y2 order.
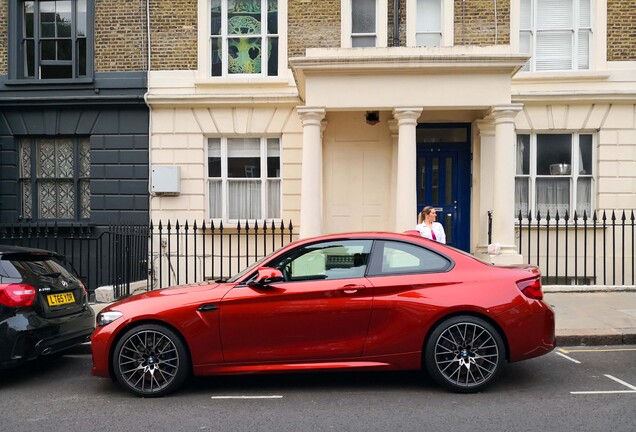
388;120;399;230
392;108;422;232
473;120;496;259
489;104;523;265
297;107;326;239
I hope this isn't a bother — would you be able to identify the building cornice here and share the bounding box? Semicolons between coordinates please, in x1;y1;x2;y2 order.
512;90;636;104
144;93;301;108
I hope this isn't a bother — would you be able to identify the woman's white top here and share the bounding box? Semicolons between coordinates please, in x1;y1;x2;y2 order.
415;222;446;244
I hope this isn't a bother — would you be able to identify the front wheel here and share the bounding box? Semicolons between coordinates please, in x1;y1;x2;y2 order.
424;316;506;393
112;324;190;397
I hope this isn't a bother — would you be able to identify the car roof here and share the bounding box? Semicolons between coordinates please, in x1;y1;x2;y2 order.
0;244;58;258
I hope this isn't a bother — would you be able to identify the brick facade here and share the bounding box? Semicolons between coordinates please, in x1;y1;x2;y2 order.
454;0;510;46
387;0;407;47
149;0;198;70
288;0;340;58
94;0;148;72
607;0;636;61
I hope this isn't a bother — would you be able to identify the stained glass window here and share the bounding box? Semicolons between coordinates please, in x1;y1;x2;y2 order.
19;137;90;220
210;0;278;76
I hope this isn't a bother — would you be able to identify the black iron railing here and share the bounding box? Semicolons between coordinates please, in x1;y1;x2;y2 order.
0;223;148;299
149;219;296;290
488;210;635;285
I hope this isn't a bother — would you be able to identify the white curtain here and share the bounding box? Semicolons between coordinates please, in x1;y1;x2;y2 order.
268;179;280;218
576;178;592;216
228;179;261;219
416;0;442;46
536;178;570;217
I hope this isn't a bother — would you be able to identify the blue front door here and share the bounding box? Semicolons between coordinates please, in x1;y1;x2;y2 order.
416;125;471;251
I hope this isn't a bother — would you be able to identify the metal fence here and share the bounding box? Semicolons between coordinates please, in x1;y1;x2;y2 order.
0;223;148;299
487;210;635;286
149;219;296;290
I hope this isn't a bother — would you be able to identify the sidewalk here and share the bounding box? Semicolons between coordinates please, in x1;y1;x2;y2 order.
544;289;636;346
90;288;636;347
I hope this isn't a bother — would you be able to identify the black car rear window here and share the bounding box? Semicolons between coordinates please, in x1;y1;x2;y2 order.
0;254;73;280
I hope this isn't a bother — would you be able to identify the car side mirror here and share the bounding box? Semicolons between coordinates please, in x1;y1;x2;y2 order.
250;267;284;286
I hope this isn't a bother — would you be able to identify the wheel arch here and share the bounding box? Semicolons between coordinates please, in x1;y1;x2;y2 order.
421;311;511;365
107;319;194;380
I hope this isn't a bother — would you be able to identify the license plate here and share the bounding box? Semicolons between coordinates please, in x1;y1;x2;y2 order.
47;292;75;307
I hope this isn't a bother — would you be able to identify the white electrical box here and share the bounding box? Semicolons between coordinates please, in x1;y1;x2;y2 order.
152;166;181;195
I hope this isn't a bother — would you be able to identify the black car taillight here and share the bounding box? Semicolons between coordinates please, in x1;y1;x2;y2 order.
0;283;37;307
516;277;543;300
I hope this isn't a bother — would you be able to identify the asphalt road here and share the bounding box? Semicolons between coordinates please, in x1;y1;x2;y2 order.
1;345;634;432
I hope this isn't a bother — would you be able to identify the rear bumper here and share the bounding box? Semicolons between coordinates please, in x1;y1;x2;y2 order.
0;306;95;369
499;299;556;362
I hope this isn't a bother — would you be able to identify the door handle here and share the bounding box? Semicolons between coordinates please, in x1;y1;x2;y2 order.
338;284;366;294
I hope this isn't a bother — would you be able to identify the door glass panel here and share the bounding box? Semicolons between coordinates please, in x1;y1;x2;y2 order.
445;157;452;205
431;157;439;203
444;213;452;244
418;156;426;197
417;128;467;143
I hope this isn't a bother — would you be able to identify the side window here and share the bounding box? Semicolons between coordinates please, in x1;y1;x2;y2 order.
368;241;451;276
271;240;373;281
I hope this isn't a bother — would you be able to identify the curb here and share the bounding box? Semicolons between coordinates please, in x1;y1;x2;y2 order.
556;329;636;347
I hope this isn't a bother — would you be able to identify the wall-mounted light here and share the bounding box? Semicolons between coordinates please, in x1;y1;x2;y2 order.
365;111;380;125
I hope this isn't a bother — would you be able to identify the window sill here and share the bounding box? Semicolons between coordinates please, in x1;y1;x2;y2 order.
194;76;291;88
513;70;611;83
4;77;95;87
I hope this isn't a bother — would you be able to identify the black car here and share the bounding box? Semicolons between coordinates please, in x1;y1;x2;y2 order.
0;245;95;369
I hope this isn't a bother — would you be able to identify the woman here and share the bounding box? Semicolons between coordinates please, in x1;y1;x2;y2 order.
415;206;446;244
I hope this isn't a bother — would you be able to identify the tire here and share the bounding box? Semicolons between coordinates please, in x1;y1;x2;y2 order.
112;324;190;397
424;315;506;393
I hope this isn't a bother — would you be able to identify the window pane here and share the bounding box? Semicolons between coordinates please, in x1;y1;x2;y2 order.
208;139;221;177
19;139;32;177
227;37;262;74
41;64;72;78
268;179;280;218
445;157;452;205
352;0;375;33
77;0;87;36
268;0;278;34
209;180;222;218
579;0;591;27
37;139;56;177
229;0;261;13
520;0;532;30
79;138;90;177
416;0;441;32
24;2;35;37
578;30;590;70
578;134;592;175
211;0;221;35
25;40;35;77
41;40;56;60
536;31;572;71
228;138;261;178
537;0;572;30
80;179;90;219
377;241;450;275
21;181;33;219
536;178;570;216
267;138;280;178
57;1;72;38
537;135;572;175
228;179;261;219
267;36;278;76
576;177;592;216
57;139;74;177
517;135;530;175
515;177;529;217
352;36;375;48
415;33;441;47
58;39;72;60
211;37;222;76
78;37;86;75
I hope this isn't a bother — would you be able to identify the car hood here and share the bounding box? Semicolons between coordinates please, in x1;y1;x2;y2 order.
102;281;226;313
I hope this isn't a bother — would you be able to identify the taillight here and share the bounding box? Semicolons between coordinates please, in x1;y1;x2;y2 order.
0;283;37;307
516;278;543;300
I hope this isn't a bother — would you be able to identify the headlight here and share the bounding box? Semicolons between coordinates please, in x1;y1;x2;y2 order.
97;310;123;327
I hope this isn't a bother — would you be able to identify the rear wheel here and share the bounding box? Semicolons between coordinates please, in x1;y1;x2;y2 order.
113;324;190;397
424;315;506;393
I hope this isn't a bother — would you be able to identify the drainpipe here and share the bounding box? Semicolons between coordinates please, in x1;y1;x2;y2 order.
393;0;399;46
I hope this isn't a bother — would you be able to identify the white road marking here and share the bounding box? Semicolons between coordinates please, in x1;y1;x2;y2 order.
555;351;581;364
605;374;636;391
571;374;636;395
211;395;283;399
